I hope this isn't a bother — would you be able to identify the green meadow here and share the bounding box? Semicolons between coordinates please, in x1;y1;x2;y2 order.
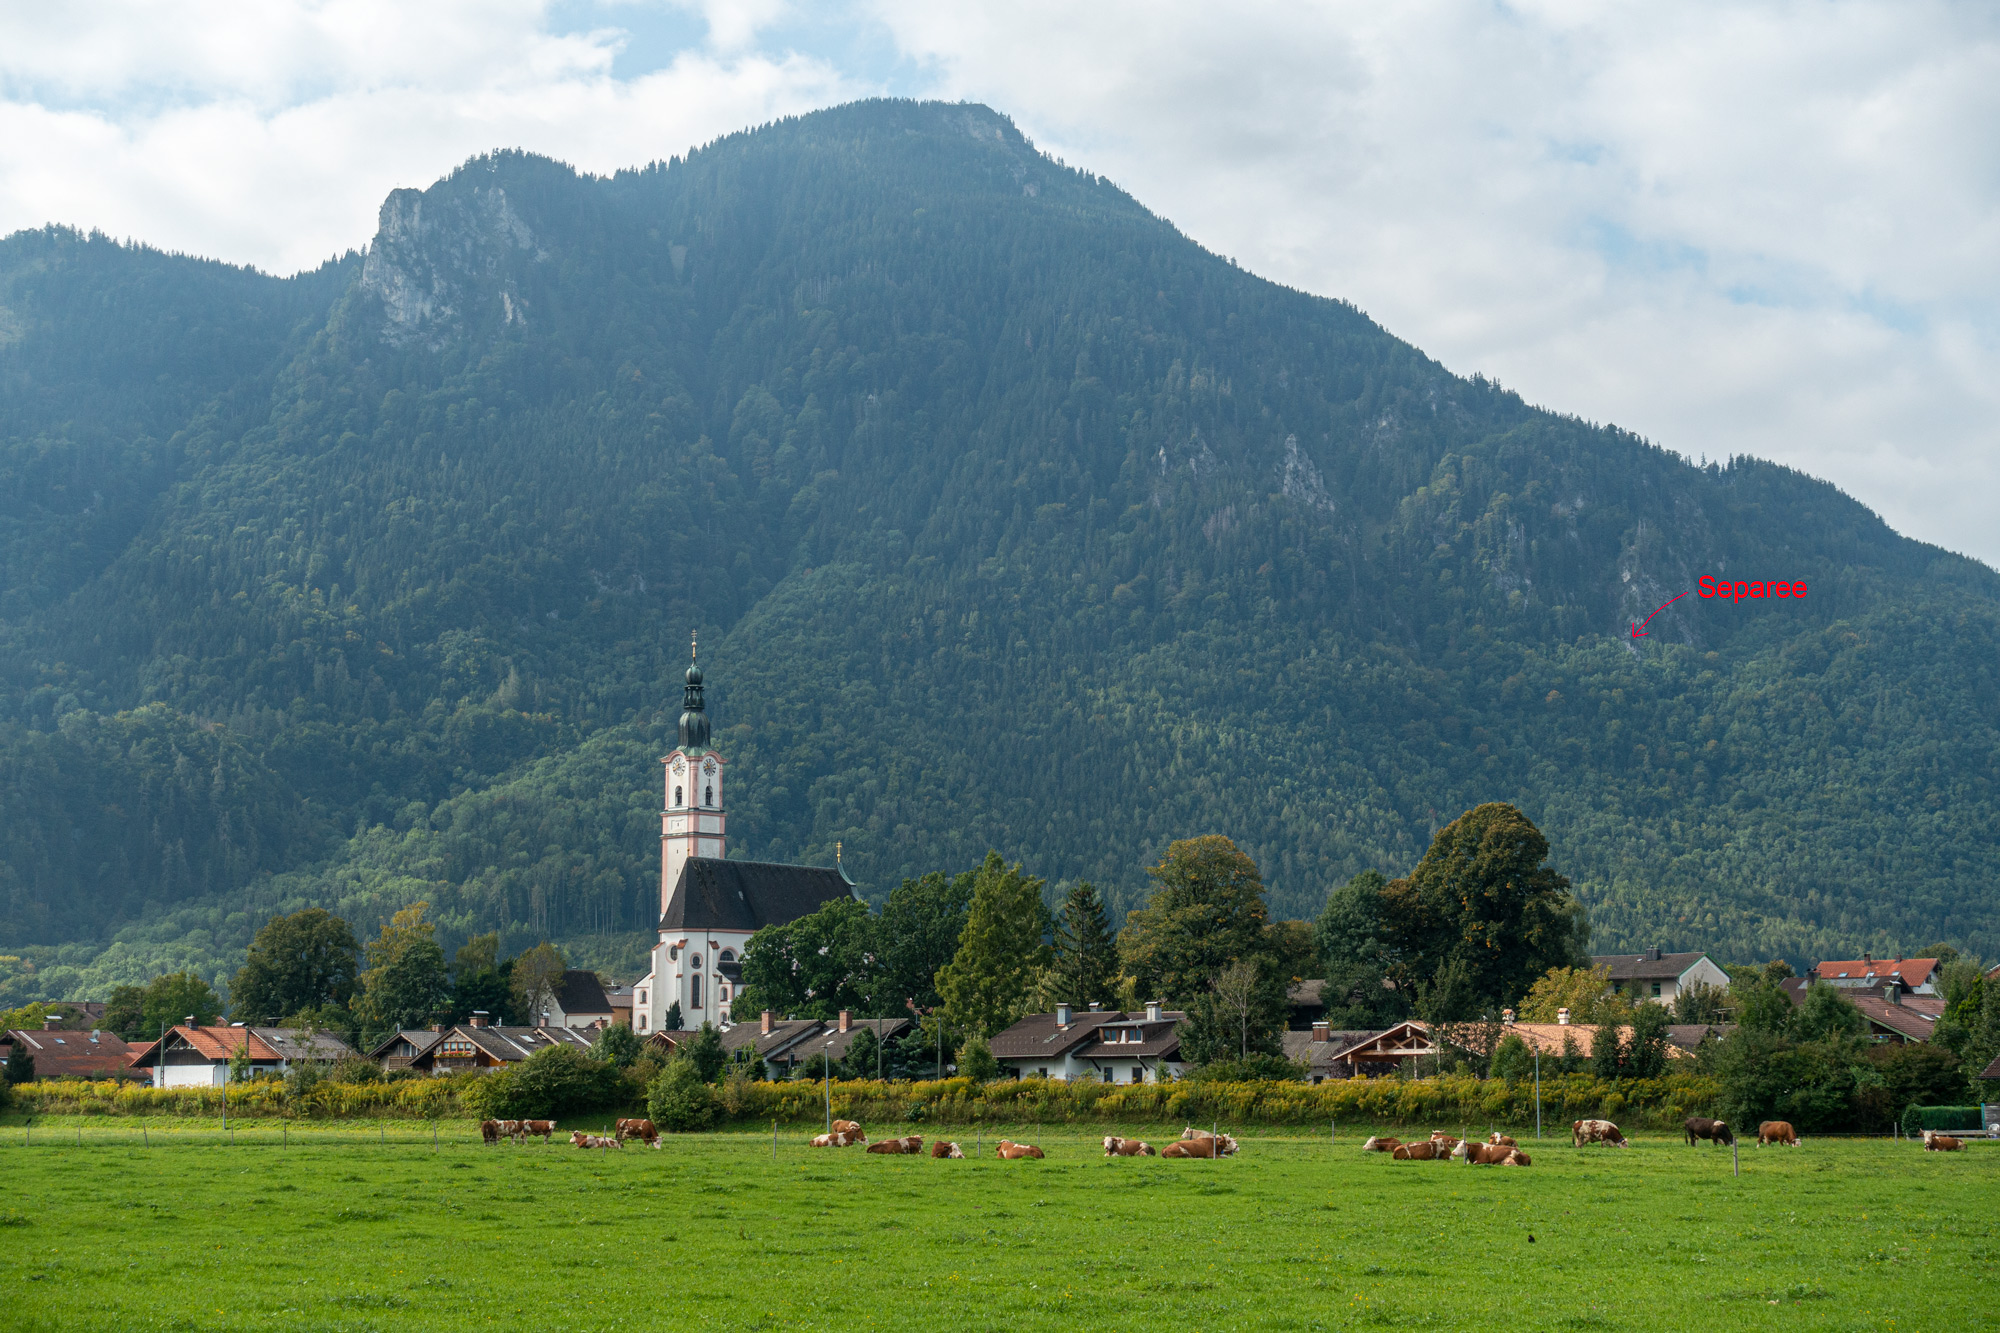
0;1117;1991;1333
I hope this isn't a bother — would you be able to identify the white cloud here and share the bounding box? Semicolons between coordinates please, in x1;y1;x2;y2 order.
0;0;1994;561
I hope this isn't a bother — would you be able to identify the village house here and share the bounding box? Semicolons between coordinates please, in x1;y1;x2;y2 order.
1812;956;1942;995
528;970;615;1029
702;1010;916;1080
125;1025;352;1087
399;1013;596;1073
0;1021;139;1081
367;1029;445;1070
604;984;635;1029
1780;977;1941;1043
1499;1012;1726;1061
1592;948;1730;1005
1282;1022;1390;1081
988;1002;1186;1083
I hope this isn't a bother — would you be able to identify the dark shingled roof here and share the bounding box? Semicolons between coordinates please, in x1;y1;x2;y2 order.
553;970;612;1016
661;858;857;933
1593;950;1713;981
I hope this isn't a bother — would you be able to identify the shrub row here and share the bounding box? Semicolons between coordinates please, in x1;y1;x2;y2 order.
9;1071;1720;1129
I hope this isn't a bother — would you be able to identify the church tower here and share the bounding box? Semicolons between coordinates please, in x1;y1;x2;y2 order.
660;652;726;907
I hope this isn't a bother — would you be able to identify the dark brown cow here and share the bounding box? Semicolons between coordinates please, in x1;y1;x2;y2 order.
520;1120;557;1143
1757;1121;1798;1147
931;1140;964;1158
1685;1117;1734;1146
1103;1136;1156;1156
1922;1132;1963;1152
994;1139;1044;1160
867;1135;924;1155
615;1118;658;1144
479;1119;502;1145
1390;1141;1441;1161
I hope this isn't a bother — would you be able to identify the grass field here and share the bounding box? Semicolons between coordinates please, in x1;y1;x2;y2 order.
0;1115;1991;1332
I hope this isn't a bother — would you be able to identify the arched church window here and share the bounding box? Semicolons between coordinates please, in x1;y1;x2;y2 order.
674;785;683;807
704;783;713;806
667;946;679;962
691;954;703;971
718;949;735;965
691;976;703;1009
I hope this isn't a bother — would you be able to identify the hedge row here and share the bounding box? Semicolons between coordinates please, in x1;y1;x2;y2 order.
10;1071;1721;1129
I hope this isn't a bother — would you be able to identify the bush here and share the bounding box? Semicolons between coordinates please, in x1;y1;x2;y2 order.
957;1036;999;1082
648;1057;716;1131
1489;1033;1532;1085
1901;1104;1983;1136
1186;1054;1307;1083
590;1023;643;1070
327;1054;383;1084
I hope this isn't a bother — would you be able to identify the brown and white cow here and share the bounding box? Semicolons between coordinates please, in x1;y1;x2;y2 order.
867;1135;924;1155
1572;1119;1628;1148
1361;1136;1401;1153
570;1131;621;1149
1757;1121;1799;1147
520;1120;557;1143
494;1119;523;1143
931;1140;965;1159
1684;1117;1734;1147
1922;1132;1963;1152
1487;1133;1517;1148
1103;1136;1156;1156
1173;1130;1239;1156
480;1119;503;1145
831;1120;863;1137
1453;1141;1518;1165
1390;1141;1441;1161
995;1139;1044;1160
1429;1133;1462;1152
1499;1149;1532;1166
615;1118;658;1145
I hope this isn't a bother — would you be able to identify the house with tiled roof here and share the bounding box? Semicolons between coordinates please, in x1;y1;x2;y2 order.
707;1010;916;1079
367;1029;444;1070
1592;948;1730;1006
1499;1019;1719;1061
988;1002;1186;1083
1780;978;1939;1043
528;970;614;1030
1282;1023;1386;1081
403;1014;596;1072
1813;957;1942;995
126;1025;352;1087
0;1023;139;1081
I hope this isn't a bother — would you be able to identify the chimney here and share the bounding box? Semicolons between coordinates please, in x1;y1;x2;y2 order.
470;1010;489;1028
1311;1021;1330;1043
1502;1008;1516;1025
1146;1000;1162;1023
1649;945;1661;961
761;1010;773;1036
1883;979;1901;1006
1056;1003;1072;1027
1557;1007;1571;1026
838;1010;851;1033
431;1023;444;1033
44;1016;57;1030
1863;952;1872;965
1088;1001;1101;1012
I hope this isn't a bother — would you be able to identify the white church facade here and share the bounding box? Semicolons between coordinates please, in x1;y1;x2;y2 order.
630;657;857;1034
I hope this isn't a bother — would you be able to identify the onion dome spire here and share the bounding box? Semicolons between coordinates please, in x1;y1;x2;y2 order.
678;630;710;748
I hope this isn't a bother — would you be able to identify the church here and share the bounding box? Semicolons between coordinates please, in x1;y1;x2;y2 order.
630;656;858;1034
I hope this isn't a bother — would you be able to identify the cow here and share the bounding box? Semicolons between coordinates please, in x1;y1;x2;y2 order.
1685;1117;1734;1147
1922;1133;1963;1152
831;1120;863;1137
570;1131;621;1149
1103;1137;1156;1156
1453;1141;1518;1165
1572;1119;1628;1148
520;1120;557;1144
1163;1138;1221;1159
994;1140;1044;1160
480;1119;502;1145
1429;1133;1462;1152
1175;1131;1237;1156
1361;1136;1401;1153
1390;1141;1441;1161
495;1119;523;1143
867;1135;924;1155
615;1118;658;1145
1487;1133;1517;1148
1757;1121;1799;1147
1500;1149;1532;1166
931;1140;965;1159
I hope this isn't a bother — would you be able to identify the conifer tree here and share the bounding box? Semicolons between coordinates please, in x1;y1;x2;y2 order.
936;852;1051;1039
1051;882;1118;1010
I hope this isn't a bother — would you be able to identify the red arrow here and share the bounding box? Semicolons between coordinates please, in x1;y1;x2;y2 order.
1630;591;1688;639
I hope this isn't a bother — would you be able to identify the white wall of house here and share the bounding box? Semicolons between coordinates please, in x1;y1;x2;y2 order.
157;1063;226;1088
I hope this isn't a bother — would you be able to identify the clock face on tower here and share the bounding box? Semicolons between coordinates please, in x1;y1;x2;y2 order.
702;757;717;776
670;755;685;774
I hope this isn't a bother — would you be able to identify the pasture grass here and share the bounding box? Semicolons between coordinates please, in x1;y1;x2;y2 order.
0;1115;1990;1332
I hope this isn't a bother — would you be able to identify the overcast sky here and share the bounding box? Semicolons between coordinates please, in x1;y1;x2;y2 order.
3;1;1995;564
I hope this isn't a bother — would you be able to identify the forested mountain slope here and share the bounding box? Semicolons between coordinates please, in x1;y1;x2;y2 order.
1;100;1994;1000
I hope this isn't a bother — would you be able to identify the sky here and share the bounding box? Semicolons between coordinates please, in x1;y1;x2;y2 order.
2;1;1995;564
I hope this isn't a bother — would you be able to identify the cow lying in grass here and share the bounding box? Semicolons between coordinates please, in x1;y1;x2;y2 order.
1391;1141;1443;1161
1103;1137;1156;1156
832;1120;862;1137
1487;1133;1516;1147
1453;1141;1530;1165
1361;1136;1400;1153
1572;1119;1627;1148
1179;1129;1240;1155
1428;1133;1461;1152
810;1128;865;1148
615;1118;658;1146
1757;1121;1799;1147
994;1140;1044;1159
867;1135;924;1155
570;1131;621;1149
931;1140;965;1158
1684;1117;1733;1147
1922;1131;1963;1152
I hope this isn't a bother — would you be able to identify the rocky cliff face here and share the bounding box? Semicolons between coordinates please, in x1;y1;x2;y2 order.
358;168;545;351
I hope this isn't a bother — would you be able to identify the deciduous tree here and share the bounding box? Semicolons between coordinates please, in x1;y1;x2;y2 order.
229;909;358;1023
937;852;1050;1040
354;903;449;1037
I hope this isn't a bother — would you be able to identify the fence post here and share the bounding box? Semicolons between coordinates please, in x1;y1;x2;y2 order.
1732;1139;1739;1179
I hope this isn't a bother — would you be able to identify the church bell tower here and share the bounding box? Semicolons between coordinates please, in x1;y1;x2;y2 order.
661;637;725;919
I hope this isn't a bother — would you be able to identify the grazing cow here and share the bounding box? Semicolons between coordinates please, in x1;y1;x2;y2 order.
1361;1136;1401;1153
520;1120;557;1143
1391;1141;1441;1161
1757;1121;1799;1147
495;1119;523;1143
1454;1141;1518;1165
994;1140;1044;1160
1488;1133;1517;1148
867;1135;924;1155
931;1140;965;1159
1572;1119;1628;1148
1922;1133;1963;1152
1500;1149;1532;1167
615;1118;658;1145
480;1120;502;1145
1103;1137;1156;1156
1685;1117;1734;1147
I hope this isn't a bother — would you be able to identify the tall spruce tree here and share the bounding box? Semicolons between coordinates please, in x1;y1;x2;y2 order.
936;852;1051;1040
1051;882;1119;1010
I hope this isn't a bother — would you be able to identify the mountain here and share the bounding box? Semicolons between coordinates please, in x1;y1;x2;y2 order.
1;100;1995;1002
